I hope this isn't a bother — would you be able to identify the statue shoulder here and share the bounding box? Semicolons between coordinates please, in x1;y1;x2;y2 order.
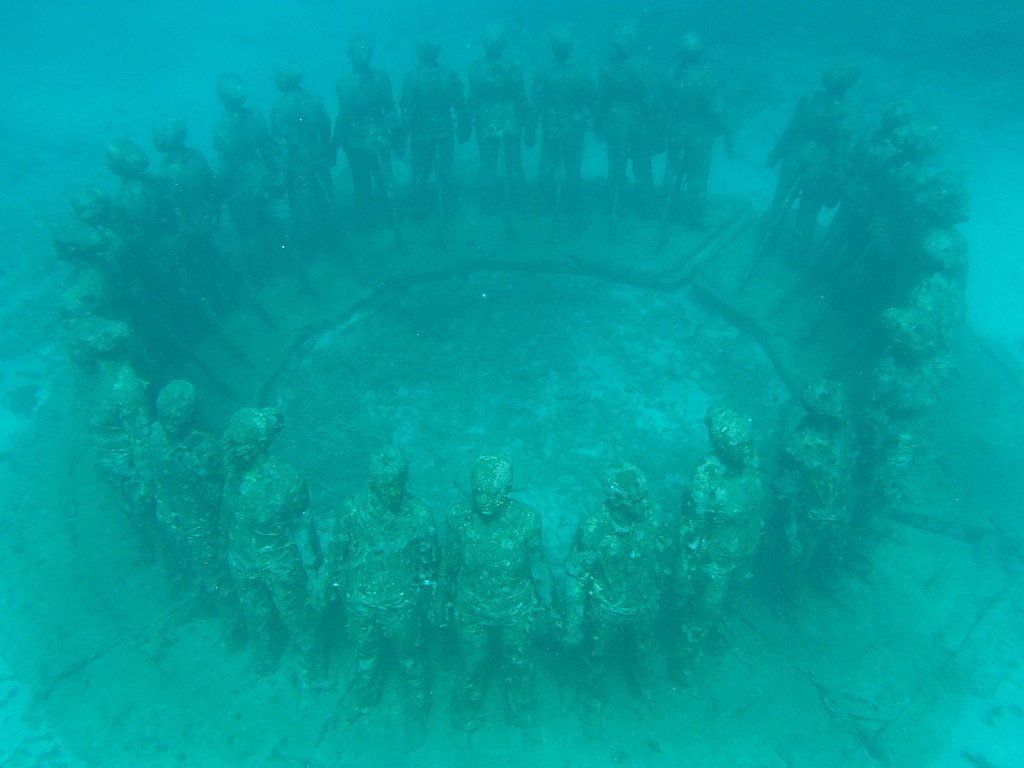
508;499;542;537
447;502;474;531
405;496;436;531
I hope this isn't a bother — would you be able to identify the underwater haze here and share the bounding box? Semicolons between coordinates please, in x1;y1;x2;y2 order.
4;1;1023;339
1;1;1022;766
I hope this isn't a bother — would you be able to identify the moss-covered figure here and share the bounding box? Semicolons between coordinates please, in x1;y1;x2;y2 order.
316;447;437;744
67;316;155;557
529;27;594;215
223;407;322;685
774;380;859;587
149;380;242;636
595;21;660;217
662;34;733;229
270;61;335;249
151;117;219;240
213;72;281;262
763;64;859;259
467;22;530;212
400;38;470;221
437;454;552;735
151;117;238;314
866;307;951;521
333;35;400;227
105;137;168;246
564;462;669;730
677;405;763;681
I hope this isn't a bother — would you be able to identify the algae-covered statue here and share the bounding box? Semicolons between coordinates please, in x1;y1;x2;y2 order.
436;453;552;737
270;61;335;249
774;380;858;589
662;33;733;229
763;64;859;259
334;35;401;227
149;380;242;637
564;462;669;730
865;306;951;523
223;407;323;686
105;137;169;246
67;315;155;557
529;26;594;215
677;405;763;682
316;447;437;746
400;38;470;221
466;22;530;213
595;21;660;218
213;72;281;261
151;116;219;239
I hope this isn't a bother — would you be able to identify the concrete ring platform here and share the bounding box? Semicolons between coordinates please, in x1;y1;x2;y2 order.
267;268;788;552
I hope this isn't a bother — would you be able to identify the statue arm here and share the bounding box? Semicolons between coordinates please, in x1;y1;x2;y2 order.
313;513;348;608
513;63;531;125
527;511;553;609
451;72;472;143
378;72;401;131
707;76;735;155
768;96;807;167
255;113;279;178
434;512;462;625
417;515;441;602
562;523;590;644
332;80;352;153
593;67;610;134
292;480;322;573
679;475;711;567
314;98;333;157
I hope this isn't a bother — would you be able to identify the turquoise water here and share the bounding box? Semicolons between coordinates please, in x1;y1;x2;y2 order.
0;2;1021;766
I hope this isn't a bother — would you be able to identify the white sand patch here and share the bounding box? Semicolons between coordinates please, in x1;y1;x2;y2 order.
0;660;85;768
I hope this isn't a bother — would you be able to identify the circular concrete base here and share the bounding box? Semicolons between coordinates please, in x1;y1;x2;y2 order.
269;269;787;551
